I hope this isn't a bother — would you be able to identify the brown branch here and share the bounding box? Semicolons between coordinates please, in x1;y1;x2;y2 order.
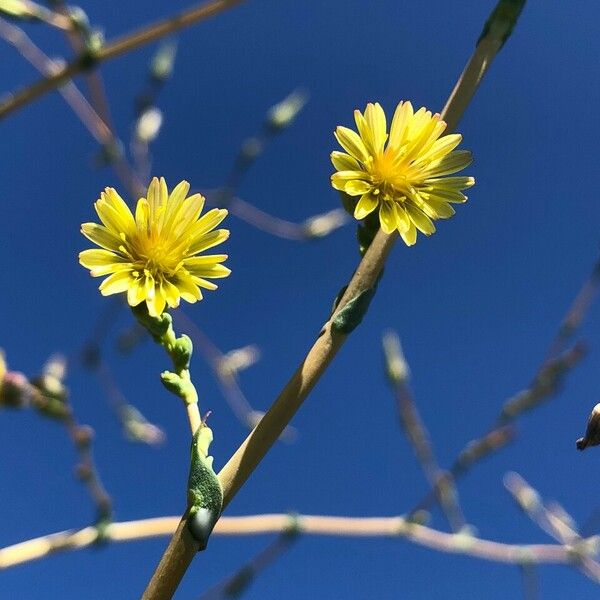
0;513;586;572
0;0;244;120
382;331;466;532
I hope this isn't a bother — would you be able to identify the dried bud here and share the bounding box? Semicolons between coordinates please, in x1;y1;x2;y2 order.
266;89;308;131
75;463;93;481
0;371;30;408
135;107;163;143
150;41;178;82
576;403;600;450
382;330;410;384
74;425;94;448
302;208;348;239
218;345;260;378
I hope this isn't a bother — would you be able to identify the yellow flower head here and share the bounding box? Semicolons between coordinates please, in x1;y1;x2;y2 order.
331;101;475;246
80;177;230;317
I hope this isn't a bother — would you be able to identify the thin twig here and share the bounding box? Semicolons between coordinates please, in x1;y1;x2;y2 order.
198;534;296;599
0;0;244;120
504;472;600;583
0;17;144;197
382;331;465;532
0;513;587;571
411;344;586;516
175;310;297;441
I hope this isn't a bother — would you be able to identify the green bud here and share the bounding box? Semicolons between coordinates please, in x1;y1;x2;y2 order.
171;335;193;372
187;426;223;550
150;41;178;82
160;370;184;396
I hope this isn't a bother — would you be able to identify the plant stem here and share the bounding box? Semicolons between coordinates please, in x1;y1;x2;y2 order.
142;28;510;599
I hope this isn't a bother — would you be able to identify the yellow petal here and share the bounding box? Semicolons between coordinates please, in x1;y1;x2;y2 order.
331;151;361;171
353;109;377;156
81;223;123;252
405;203;436;234
188;229;230;255
354;193;379;220
399;222;417;246
127;279;146;306
99;271;133;296
344;179;372;196
388;101;413;148
364;102;387;154
424;151;472;178
334;126;369;163
379;202;398;234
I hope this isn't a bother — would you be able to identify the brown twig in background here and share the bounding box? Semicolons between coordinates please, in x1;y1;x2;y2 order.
504;472;600;583
198;533;297;599
0;0;245;120
410;254;598;516
0;17;144;197
24;356;113;526
175;310;297;441
382;331;466;532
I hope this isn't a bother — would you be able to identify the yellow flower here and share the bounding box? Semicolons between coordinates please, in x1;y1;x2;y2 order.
80;177;230;317
331;101;474;246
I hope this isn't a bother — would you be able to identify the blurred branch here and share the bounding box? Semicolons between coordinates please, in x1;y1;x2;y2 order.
1;354;112;526
198;534;297;599
520;564;539;600
410;253;597;514
0;512;589;572
0;0;244;120
0;0;72;30
382;331;466;532
205;190;349;241
0;16;144;196
504;472;600;583
175;310;297;442
143;4;521;596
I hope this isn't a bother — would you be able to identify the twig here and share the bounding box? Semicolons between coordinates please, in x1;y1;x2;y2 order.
0;17;144;197
142;7;515;596
0;513;587;571
205;191;349;241
25;357;112;525
0;0;245;120
198;534;297;599
382;331;465;532
411;344;586;516
504;472;600;583
174;310;297;441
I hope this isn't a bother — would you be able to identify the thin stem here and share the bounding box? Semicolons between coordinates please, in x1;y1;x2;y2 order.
199;534;296;599
0;0;244;120
143;15;511;599
0;513;588;572
383;332;465;532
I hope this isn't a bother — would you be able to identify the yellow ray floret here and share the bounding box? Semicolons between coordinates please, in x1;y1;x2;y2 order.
79;177;230;316
331;101;475;246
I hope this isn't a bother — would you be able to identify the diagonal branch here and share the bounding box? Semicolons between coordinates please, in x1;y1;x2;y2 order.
0;0;244;120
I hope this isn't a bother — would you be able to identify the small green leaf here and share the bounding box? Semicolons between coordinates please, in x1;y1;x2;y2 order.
331;286;377;335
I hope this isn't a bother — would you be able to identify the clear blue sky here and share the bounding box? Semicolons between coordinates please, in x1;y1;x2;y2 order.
2;1;600;598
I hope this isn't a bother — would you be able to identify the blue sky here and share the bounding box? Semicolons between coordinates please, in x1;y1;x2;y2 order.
2;1;600;598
